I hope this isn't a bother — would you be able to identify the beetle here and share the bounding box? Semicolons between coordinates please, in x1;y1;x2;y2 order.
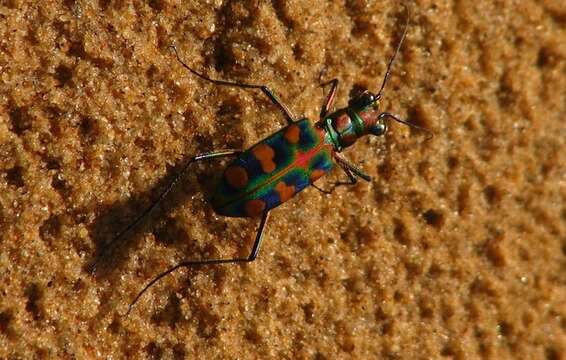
93;10;431;313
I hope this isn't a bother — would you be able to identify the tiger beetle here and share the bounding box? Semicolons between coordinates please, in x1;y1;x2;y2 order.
92;10;432;314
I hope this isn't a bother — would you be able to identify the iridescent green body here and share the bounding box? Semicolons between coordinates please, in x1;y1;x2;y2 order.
212;102;387;218
212;119;334;217
109;18;429;312
322;104;388;151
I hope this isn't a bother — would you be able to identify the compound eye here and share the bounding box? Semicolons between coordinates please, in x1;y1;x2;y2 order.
370;122;387;136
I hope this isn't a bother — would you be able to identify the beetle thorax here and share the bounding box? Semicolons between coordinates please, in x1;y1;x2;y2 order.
322;107;384;151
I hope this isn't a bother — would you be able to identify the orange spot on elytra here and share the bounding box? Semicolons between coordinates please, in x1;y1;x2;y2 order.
275;182;295;203
245;199;266;217
284;124;300;144
225;165;248;189
310;169;325;182
252;144;276;173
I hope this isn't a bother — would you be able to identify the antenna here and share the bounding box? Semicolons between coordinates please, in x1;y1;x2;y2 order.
376;6;410;98
379;112;434;140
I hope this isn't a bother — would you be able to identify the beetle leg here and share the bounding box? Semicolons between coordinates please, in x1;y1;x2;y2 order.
333;152;372;182
170;45;296;124
91;149;243;275
311;183;332;194
313;152;372;194
312;160;358;195
319;78;339;120
245;211;271;261
312;168;355;194
125;211;271;315
334;165;358;186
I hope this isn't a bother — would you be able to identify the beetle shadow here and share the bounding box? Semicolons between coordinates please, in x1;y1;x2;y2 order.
86;157;227;279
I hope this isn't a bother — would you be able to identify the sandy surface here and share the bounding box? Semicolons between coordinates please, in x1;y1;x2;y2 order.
1;0;564;358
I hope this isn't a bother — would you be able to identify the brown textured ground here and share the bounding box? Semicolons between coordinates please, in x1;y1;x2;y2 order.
1;0;565;359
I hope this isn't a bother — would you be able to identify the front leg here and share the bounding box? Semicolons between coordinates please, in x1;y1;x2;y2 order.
319;78;339;120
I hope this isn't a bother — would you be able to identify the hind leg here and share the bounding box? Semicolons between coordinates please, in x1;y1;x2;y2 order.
91;149;243;275
125;211;271;315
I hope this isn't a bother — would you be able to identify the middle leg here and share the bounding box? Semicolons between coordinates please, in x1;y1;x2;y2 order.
170;45;296;124
312;152;371;194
